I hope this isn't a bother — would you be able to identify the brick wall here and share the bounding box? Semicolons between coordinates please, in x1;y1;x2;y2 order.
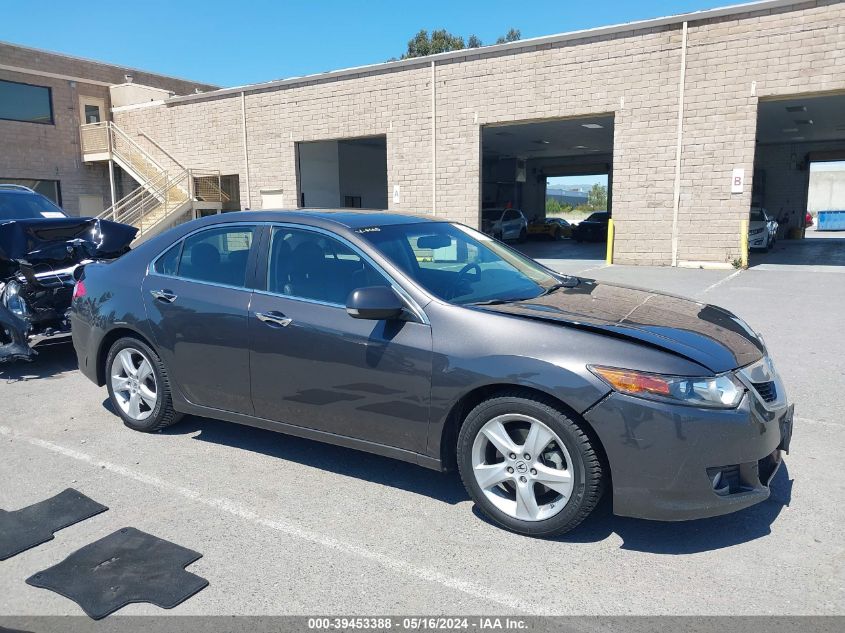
108;0;845;265
0;43;216;216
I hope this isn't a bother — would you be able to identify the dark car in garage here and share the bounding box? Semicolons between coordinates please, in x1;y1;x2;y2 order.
572;211;610;242
71;210;793;537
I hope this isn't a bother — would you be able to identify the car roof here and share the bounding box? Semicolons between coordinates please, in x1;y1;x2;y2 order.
195;209;440;230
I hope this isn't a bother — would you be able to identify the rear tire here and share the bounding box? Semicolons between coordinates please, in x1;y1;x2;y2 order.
105;336;181;432
457;392;604;537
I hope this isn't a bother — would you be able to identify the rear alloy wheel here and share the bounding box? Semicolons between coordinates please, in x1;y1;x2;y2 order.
106;337;181;432
458;393;604;537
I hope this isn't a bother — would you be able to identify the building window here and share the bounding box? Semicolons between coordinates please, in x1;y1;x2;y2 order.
344;196;362;208
0;178;62;205
0;79;54;124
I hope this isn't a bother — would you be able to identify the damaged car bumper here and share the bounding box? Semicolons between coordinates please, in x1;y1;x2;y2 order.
0;217;136;362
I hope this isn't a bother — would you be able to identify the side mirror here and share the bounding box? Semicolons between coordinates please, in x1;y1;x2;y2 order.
346;286;405;321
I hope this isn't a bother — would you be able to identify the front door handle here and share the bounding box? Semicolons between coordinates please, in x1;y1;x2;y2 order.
150;289;177;303
256;311;292;327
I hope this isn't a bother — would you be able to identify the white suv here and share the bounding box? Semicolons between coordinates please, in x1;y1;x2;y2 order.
480;208;528;242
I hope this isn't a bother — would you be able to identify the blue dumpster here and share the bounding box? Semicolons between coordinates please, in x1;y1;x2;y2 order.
817;211;845;231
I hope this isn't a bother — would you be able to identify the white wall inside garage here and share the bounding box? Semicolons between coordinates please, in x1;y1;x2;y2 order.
338;140;388;208
298;138;388;209
298;141;340;207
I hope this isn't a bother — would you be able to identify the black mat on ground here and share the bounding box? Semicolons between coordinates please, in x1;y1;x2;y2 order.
26;527;209;619
0;489;108;561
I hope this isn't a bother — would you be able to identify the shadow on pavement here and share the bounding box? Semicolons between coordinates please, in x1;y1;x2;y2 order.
749;234;845;267
0;342;77;382
160;413;791;554
161;414;470;506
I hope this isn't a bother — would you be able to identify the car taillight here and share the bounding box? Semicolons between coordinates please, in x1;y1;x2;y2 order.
73;280;86;299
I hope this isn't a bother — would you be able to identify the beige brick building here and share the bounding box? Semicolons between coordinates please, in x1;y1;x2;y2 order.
3;0;844;266
0;41;216;216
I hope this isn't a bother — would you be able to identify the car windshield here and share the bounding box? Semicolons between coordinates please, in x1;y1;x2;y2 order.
0;191;67;220
749;209;765;222
360;221;570;305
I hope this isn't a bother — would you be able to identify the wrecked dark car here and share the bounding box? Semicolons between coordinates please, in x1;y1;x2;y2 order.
0;185;137;362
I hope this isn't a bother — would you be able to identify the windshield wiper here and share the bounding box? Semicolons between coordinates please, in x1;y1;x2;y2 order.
539;277;579;296
468;298;523;306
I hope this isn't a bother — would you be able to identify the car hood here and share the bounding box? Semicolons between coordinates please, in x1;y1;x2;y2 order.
474;280;765;373
748;220;767;231
0;217;137;273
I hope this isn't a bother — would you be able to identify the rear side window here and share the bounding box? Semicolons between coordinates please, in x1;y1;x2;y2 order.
153;226;255;287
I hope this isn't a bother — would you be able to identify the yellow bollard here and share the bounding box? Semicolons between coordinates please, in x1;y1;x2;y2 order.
740;218;748;268
605;218;615;265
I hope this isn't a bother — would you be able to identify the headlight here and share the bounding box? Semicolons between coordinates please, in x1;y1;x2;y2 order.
749;227;764;235
589;366;745;409
1;279;30;318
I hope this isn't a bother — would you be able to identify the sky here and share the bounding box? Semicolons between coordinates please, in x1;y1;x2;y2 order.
548;175;608;190
1;0;737;87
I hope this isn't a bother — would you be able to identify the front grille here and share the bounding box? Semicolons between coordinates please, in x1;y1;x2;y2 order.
752;380;777;403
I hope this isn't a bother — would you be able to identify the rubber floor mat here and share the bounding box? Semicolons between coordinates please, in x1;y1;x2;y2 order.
26;527;209;619
0;489;108;560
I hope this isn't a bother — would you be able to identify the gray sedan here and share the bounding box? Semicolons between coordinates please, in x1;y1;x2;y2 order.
70;211;793;537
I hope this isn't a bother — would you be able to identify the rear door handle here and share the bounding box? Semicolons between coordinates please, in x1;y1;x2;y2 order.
256;311;292;327
150;289;177;303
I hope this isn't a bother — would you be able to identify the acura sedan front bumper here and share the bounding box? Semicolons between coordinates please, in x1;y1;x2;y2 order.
584;388;793;521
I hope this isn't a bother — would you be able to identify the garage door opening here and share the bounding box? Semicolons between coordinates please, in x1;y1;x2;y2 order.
481;115;613;266
751;93;845;267
297;136;388;210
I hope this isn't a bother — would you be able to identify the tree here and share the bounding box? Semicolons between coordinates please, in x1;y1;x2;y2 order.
403;29;465;59
401;28;520;59
496;28;522;44
587;183;608;210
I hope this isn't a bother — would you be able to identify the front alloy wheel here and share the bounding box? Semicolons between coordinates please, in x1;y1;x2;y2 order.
471;414;574;521
458;393;604;537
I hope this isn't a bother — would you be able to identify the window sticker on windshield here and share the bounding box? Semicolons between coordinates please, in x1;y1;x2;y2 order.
355;227;381;234
40;212;65;218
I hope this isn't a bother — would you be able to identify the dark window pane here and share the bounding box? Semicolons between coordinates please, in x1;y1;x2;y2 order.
154;242;181;275
267;227;388;304
84;104;101;124
177;226;254;287
0;80;53;124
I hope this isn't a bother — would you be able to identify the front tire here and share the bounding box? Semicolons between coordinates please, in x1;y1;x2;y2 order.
457;392;604;537
105;337;181;432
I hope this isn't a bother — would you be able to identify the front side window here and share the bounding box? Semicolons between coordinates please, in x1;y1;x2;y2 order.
360;222;564;305
267;227;388;305
0;80;53;124
157;226;255;287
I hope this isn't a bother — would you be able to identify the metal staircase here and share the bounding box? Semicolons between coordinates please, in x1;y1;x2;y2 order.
80;122;227;240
